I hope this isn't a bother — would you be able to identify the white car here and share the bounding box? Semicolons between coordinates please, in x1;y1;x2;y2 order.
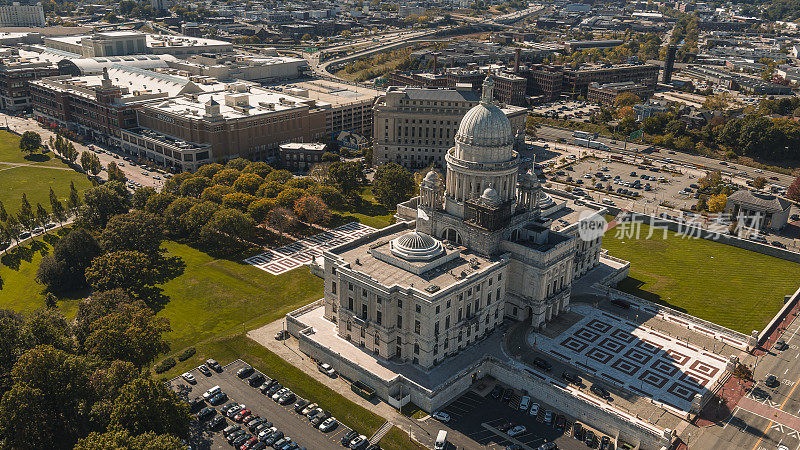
318;363;336;377
301;402;318;415
319;417;338;432
202;385;221;399
508;425;527;437
349;435;367;449
181;372;196;383
528;403;539;416
258;426;277;441
432;411;450;423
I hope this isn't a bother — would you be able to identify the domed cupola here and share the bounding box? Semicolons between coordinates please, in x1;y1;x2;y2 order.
453;76;514;164
390;231;444;261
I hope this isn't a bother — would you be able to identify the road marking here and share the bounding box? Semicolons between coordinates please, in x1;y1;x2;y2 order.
724;407;739;429
751;372;800;450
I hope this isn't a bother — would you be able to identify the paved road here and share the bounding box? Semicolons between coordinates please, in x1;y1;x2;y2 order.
693;307;800;450
535;124;796;187
1;113;163;190
169;359;361;450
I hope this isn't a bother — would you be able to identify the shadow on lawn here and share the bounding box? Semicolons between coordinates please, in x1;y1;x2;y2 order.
616;277;688;314
1;239;49;270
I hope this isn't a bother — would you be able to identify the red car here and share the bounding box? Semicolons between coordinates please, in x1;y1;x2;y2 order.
233;409;251;422
239;437;258;450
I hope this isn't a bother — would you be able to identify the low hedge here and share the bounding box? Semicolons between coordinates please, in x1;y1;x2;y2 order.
154;357;176;374
177;347;196;362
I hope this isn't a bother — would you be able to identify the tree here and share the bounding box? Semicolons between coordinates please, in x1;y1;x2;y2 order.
23;308;73;352
225;157;250;171
109;377;190;438
222;192;257;211
75;430;185;450
81;151;93;173
73;289;135;347
708;193;727;213
85;250;156;295
614;92;642;108
67;181;81;213
242;161;272;178
183;201;220;233
752;176;768;189
201;208;255;246
294;195;330;225
373;163;415;208
0;345;93;449
267;207;295;237
195;163;223;179
321;152;339;162
233;172;263;195
35;203;49;231
179;176;211;198
328;161;363;198
36;228;102;293
131;186;156;210
19;130;42;154
100;210;164;255
84;302;171;367
66;142;78;163
703;92;731;111
212;168;242;186
17;193;35;232
200;184;234;203
247;197;277;223
162;197;196;236
276;187;306;209
107;161;127;182
79;181;130;228
144;192;175;216
786;176;800;202
49;187;67;226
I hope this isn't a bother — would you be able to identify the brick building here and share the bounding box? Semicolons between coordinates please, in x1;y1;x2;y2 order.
563;63;659;97
0;51;58;112
587;82;654;105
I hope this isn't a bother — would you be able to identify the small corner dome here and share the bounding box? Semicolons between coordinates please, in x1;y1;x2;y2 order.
481;186;499;202
424;170;439;182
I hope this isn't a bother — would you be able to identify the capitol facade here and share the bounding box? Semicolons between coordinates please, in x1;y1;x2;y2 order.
316;77;606;370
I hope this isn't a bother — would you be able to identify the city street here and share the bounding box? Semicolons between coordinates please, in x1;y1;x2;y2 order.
1;113;163;190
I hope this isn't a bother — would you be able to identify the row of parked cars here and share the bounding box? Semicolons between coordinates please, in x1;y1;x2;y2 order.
234;365;379;450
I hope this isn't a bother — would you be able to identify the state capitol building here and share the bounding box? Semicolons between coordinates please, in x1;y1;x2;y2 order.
287;77;608;410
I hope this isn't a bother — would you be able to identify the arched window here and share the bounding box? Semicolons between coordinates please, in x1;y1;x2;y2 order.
440;228;463;244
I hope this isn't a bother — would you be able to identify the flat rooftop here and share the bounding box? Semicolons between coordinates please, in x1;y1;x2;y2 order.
277;78;381;107
333;227;503;294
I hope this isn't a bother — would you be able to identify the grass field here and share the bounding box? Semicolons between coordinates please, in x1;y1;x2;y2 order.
331;187;394;229
379;426;426;450
0;130;92;213
157;241;323;352
602;221;800;334
0;231;84;318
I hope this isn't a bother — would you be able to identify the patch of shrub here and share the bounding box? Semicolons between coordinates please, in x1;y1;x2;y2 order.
154;357;176;374
177;347;196;362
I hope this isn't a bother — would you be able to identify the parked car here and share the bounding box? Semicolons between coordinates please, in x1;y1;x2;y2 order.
294;399;309;413
432;411;450;423
197;406;216;420
197;365;211;376
502;389;513;403
600;435;611;450
202;385;221;400
555;415;566;431
349;434;368;449
278;392;296;405
206;359;223;372
258;426;277;441
233;409;251;422
306;407;323;420
775;339;787;350
318;362;336;377
590;385;609;398
320;417;339;432
585;430;596;447
766;374;779;387
490;386;504;399
301;403;318;415
209;415;226;430
508;425;526;437
237;366;254;378
562;372;581;385
533;357;552;371
223;424;241;437
341;430;359;446
528;403;539;417
543;410;553;425
311;410;330;427
264;431;284;446
573;422;584;440
519;395;531;411
248;373;265;386
208;391;228;405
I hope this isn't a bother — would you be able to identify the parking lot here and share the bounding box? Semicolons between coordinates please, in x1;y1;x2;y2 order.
550;156;701;210
430;384;614;449
168;359;369;450
530;100;600;123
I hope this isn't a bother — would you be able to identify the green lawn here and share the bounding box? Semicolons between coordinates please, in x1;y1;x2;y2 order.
0;130;92;213
379;426;427;450
602;221;800;334
0;231;84;318
157;241;324;352
161;334;387;436
331;187;394;229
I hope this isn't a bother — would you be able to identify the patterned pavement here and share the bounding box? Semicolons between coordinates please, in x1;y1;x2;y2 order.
244;222;376;275
535;304;728;414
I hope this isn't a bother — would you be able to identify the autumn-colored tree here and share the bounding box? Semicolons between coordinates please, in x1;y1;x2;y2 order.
787;176;800;202
708;193;727;213
267;207;295;237
752;176;768;189
294;195;330;225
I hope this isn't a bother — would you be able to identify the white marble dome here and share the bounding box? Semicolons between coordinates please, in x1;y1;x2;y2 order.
453;76;514;164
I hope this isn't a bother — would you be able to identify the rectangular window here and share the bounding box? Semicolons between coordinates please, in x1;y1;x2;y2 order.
397;315;402;328
397;299;403;308
434;321;440;335
361;304;367;320
349;283;353;291
415;304;421;313
458;308;462;321
435;305;440;314
376;311;382;325
331;281;337;294
414;320;421;334
348;298;354;311
445;316;450;328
